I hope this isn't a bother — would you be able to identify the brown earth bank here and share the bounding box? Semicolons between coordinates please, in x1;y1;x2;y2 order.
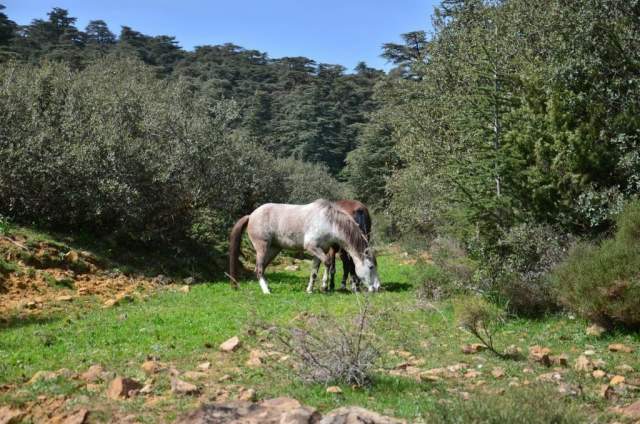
0;233;190;321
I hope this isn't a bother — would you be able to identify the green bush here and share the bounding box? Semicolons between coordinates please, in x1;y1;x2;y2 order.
553;200;640;328
473;223;572;317
0;59;342;249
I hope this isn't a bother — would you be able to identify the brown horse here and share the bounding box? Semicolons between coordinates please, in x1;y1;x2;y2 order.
229;199;380;294
317;200;372;292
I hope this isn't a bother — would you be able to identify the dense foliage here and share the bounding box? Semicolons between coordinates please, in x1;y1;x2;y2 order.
553;201;640;328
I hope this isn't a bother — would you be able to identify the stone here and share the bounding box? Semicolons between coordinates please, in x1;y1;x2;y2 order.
592;358;607;369
179;285;190;293
320;406;404;424
29;370;58;384
246;349;266;367
220;336;241;352
0;406;26;424
574;355;593;372
586;324;606;337
529;346;552;366
600;384;615;400
107;377;142;399
609;344;634;353
326;386;342;394
183;371;207;381
616;364;634;373
610;375;626;386
284;265;300;271
592;370;607;379
464;370;481;379
171;377;199;395
197;362;211;371
491;367;505;378
461;343;485;354
60;408;89;424
537;372;562;383
56;295;73;302
64;250;80;264
550;354;569;367
618;400;640;419
175;397;322;424
237;388;256;401
184;277;195;285
141;360;164;375
80;364;104;383
140;384;153;395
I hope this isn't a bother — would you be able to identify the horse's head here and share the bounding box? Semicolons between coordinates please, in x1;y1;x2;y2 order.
355;246;381;292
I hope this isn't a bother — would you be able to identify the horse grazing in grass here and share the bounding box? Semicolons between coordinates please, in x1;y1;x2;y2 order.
229;199;380;294
318;200;372;292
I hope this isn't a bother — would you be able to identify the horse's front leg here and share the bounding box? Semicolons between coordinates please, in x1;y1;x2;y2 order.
307;257;321;294
321;248;336;292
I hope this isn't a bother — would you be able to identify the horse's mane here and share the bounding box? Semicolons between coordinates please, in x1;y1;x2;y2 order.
316;199;368;258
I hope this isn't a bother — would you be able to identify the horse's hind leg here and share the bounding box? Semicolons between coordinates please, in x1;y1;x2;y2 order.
307;257;321;293
254;240;280;294
339;250;351;290
322;247;337;292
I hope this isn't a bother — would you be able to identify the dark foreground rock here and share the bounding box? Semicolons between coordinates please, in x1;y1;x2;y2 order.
175;397;404;424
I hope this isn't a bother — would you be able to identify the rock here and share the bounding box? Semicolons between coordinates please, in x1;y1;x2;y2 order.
220;336;241;352
141;360;164;375
592;370;607;379
182;371;207;381
60;408;89;424
154;275;172;285
179;285;190;293
184;277;195;285
609;343;634;353
64;250;80;264
504;345;523;358
491;367;505;378
610;375;626;386
586;324;606;337
617;400;640;419
574;355;593;372
583;349;596;356
56;295;73;302
246;349;266;367
550;354;569;367
171;377;199;395
218;374;232;382
80;364;104;383
446;363;468;373
557;383;581;397
320;406;404;424
107;377;142;399
175;397;321;424
140;384;153;395
237;388;256;401
464;370;481;379
29;370;58;384
197;361;211;371
616;364;634;373
592;358;607;369
461;343;485;354
284;265;300;271
326;386;342;394
103;298;118;308
529;346;552;366
0;406;26;424
537;372;562;383
600;384;615;400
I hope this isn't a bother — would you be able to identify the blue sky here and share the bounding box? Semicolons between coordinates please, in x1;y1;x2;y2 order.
4;0;437;71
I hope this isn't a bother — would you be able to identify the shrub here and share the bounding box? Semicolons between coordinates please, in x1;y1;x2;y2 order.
454;296;507;358
270;297;382;387
553;200;640;328
473;223;573;317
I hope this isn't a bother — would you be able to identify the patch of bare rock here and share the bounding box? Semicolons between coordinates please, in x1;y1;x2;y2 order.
175;397;405;424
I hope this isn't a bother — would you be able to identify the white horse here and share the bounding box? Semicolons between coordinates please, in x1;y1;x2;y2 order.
229;199;380;294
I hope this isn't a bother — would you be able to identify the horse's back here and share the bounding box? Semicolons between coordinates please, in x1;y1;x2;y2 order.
248;202;322;248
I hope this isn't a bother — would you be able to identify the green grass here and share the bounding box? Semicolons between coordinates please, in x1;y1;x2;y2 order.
0;253;638;422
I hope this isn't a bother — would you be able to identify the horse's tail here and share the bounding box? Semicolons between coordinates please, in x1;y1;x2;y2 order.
229;215;250;285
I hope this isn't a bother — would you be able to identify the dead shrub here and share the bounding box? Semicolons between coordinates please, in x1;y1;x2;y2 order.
269;296;383;387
